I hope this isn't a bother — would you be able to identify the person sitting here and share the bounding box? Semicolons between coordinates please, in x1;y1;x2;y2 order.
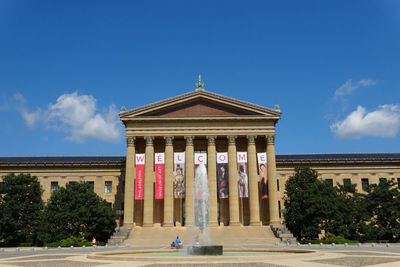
170;241;176;249
175;236;183;248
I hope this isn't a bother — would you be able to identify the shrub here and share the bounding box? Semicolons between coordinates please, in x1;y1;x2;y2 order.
19;242;33;247
309;233;358;244
46;237;92;247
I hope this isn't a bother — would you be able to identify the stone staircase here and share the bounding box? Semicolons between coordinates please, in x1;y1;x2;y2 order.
107;226;132;246
122;225;281;247
270;224;297;244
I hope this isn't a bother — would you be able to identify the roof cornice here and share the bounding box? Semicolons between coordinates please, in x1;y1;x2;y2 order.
119;90;281;118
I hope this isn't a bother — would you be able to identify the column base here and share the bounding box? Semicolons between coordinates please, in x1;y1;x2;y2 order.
249;221;262;226
162;222;174;227
143;222;154;227
208;221;219;227
229;221;241;226
269;220;281;226
185;220;194;227
122;223;134;228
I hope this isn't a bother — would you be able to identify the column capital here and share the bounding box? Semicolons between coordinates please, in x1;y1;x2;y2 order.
145;136;155;145
126;136;136;147
227;135;237;145
246;135;257;144
266;134;276;144
184;136;194;146
206;135;216;145
164;136;174;145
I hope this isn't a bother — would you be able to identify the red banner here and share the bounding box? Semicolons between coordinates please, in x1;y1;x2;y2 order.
135;154;145;200
154;153;165;199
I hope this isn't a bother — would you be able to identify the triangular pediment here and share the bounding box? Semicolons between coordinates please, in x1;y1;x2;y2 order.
120;90;281;119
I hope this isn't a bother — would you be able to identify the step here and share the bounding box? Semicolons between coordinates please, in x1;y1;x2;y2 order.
123;226;281;247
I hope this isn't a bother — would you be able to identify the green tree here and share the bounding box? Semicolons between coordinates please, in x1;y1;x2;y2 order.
364;179;400;242
283;167;339;241
327;183;369;241
0;173;44;246
39;182;116;244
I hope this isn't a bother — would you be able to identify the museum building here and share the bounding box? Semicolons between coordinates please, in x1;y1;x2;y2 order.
1;79;400;229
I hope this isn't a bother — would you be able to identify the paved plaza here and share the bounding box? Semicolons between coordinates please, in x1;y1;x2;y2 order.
1;244;400;267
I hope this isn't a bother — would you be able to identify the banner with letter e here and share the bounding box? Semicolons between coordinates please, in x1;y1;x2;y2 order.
154;153;165;199
135;154;145;200
257;152;268;199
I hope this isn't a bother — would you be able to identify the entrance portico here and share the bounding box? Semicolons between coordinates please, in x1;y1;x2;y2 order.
120;81;282;227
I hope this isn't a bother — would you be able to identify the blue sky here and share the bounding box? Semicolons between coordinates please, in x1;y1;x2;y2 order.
0;0;399;156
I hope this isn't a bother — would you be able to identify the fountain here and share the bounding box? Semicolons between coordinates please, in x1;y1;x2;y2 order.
87;160;314;262
187;163;223;255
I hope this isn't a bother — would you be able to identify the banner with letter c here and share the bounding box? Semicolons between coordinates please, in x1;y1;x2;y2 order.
154;153;165;199
135;154;145;200
216;152;229;198
194;152;207;200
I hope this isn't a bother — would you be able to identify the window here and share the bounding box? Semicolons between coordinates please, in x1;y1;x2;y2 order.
325;179;333;187
361;178;369;190
88;181;94;190
343;178;351;186
69;181;77;185
278;201;281;218
105;181;112;193
277;179;280;191
50;182;59;193
379;178;387;184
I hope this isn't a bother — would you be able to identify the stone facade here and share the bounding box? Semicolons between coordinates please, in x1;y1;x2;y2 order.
1;89;400;228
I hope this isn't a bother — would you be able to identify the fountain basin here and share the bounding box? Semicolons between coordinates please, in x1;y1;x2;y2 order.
187;245;223;255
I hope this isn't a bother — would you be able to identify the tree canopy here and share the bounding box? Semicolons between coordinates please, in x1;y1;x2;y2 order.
0;173;44;246
39;182;116;243
284;167;400;242
365;179;400;242
283;167;338;240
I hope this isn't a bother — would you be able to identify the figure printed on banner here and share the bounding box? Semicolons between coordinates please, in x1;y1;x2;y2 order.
257;152;268;199
174;164;185;198
216;152;229;199
217;163;229;198
173;152;186;199
237;163;248;198
237;152;248;198
259;163;268;199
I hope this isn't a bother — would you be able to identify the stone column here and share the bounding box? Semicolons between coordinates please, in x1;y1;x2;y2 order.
143;136;154;227
227;135;240;225
163;136;174;226
247;135;261;225
266;134;280;225
207;136;218;226
123;136;135;226
184;136;195;226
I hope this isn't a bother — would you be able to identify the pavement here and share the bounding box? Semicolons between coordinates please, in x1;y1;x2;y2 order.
1;244;400;267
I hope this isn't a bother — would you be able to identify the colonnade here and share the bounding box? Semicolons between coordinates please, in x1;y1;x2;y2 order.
123;134;280;227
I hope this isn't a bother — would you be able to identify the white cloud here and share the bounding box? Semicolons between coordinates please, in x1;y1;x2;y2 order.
333;78;377;99
330;104;400;139
12;91;121;142
46;92;121;142
21;108;41;127
11;93;41;128
13;92;27;105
